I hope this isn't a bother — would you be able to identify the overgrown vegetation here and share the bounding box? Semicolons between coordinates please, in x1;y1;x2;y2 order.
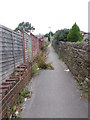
31;42;54;77
31;62;39;77
6;105;10;120
41;41;49;51
6;88;31;119
36;50;54;70
6;40;52;119
14;88;30;118
31;53;54;77
18;88;30;105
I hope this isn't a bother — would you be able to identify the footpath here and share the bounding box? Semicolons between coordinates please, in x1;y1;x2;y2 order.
21;45;88;118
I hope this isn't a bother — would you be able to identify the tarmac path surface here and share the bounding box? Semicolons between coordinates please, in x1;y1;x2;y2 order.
21;45;88;118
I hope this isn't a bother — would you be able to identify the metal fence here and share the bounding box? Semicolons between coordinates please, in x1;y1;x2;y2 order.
0;25;40;83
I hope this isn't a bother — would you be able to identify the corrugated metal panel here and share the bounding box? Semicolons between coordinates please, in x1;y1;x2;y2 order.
0;25;40;83
0;26;2;84
0;25;24;82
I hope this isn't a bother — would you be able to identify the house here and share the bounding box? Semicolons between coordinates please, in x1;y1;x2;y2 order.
83;33;88;41
81;31;90;41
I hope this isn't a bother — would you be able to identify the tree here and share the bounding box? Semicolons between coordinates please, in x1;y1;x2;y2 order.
54;29;69;44
44;33;50;41
44;31;54;42
14;22;35;33
49;31;54;36
67;23;82;42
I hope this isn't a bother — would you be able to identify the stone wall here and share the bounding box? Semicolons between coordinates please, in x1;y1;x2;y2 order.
53;41;89;82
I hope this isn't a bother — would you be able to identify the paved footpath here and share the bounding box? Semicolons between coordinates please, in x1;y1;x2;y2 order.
21;45;88;118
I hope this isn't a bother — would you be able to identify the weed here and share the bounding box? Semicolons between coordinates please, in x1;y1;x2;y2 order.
16;113;21;118
47;62;54;70
31;62;39;77
13;105;16;113
16;88;30;105
41;41;49;51
6;105;10;120
58;54;62;59
44;41;49;48
12;105;16;118
77;80;89;99
19;88;30;103
36;50;54;70
11;88;30;118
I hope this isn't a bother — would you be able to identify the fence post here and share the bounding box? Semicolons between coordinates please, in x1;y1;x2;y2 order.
22;28;25;63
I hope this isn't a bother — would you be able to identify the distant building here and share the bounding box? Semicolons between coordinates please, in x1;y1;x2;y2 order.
81;31;90;41
83;33;88;41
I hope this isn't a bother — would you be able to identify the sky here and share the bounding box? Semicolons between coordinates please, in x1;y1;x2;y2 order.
0;0;89;35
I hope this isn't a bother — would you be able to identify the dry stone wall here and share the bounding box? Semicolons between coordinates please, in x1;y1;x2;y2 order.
53;41;89;82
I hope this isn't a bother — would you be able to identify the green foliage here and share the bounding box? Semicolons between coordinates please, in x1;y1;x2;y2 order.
58;54;62;59
44;31;54;42
13;105;16;113
14;22;35;33
16;113;21;118
31;62;39;77
49;31;54;36
77;80;89;99
54;29;69;44
11;88;30;118
18;88;30;104
44;41;49;47
47;62;54;70
41;41;49;51
12;105;17;118
37;53;47;69
78;80;88;92
36;53;54;70
40;62;48;69
18;93;24;104
67;23;82;42
6;105;10;120
44;33;50;41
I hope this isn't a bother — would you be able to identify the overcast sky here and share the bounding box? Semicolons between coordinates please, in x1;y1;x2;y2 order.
0;0;89;34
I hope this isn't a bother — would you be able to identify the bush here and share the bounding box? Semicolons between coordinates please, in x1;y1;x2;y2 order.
54;29;69;44
67;23;82;42
54;29;69;41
